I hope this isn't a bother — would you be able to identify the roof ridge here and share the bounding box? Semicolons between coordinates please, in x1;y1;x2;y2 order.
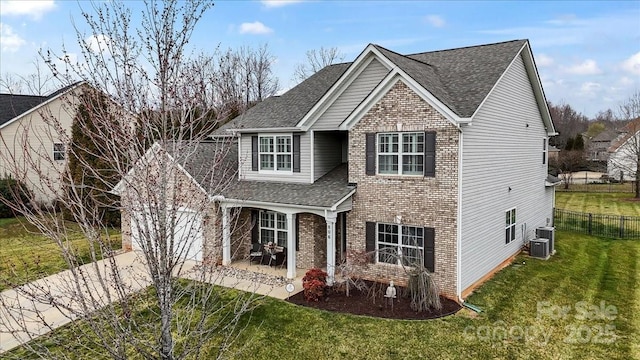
372;44;434;67
0;93;47;99
406;39;526;57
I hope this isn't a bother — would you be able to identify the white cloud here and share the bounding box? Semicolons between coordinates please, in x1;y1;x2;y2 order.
579;81;601;96
0;0;56;20
85;34;111;54
537;54;554;67
424;15;445;28
563;59;602;75
261;0;302;8
621;51;640;75
239;21;273;35
0;23;25;52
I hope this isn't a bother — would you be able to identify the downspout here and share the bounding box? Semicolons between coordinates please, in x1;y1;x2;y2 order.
456;124;464;304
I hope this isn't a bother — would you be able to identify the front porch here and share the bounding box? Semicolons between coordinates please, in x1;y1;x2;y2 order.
217;165;355;284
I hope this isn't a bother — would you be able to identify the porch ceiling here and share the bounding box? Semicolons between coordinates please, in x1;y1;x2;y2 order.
222;164;354;208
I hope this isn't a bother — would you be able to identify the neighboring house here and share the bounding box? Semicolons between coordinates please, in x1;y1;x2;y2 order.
586;129;619;161
608;118;640;182
548;145;560;161
117;39;557;301
0;83;84;203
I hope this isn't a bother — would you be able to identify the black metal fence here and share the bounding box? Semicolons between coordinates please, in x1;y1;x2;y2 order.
554;208;640;239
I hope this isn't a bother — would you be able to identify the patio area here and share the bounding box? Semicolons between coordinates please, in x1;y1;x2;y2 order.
183;259;304;300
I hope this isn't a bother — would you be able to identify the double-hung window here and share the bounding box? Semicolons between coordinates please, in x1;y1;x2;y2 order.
259;135;291;172
260;210;287;246
53;143;65;161
505;208;516;244
377;223;424;266
377;132;424;175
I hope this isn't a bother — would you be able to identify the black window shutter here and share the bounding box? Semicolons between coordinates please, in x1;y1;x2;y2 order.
293;134;301;173
365;133;376;175
365;221;376;262
424;132;436;177
424;227;435;272
251;210;259;244
251;136;258;171
295;214;300;251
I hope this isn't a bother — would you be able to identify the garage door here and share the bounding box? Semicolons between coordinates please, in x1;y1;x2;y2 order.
131;208;203;261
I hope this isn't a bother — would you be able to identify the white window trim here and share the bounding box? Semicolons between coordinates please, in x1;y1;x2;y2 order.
505;208;516;244
543;138;548;165
53;143;65;161
375;222;424;266
259;210;288;247
258;134;293;174
376;132;424;176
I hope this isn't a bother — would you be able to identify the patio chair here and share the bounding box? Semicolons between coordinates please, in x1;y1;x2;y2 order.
249;243;263;264
270;247;286;268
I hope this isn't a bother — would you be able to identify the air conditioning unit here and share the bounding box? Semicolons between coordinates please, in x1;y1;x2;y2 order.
529;238;550;260
536;227;555;255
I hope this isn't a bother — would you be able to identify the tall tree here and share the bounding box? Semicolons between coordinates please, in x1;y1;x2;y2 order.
0;60;56;95
292;46;344;83
0;1;257;358
547;101;589;149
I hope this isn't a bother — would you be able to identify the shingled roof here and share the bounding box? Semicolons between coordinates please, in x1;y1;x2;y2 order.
0;82;82;127
220;40;528;131
217;63;350;131
163;140;353;208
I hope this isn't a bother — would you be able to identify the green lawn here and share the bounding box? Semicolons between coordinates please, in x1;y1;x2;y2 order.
7;230;639;360
555;192;640;216
0;217;121;291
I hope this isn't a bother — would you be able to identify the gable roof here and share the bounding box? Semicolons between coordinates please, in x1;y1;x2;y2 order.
220;40;546;133
609;118;640;152
216;63;350;132
0;82;83;128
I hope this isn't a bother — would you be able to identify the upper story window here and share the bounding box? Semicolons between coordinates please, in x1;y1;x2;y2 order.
53;143;65;161
542;138;547;165
259;135;291;172
505;208;516;244
366;131;435;177
378;132;424;175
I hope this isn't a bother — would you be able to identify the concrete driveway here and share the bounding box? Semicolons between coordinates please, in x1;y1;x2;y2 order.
0;252;301;354
0;251;156;353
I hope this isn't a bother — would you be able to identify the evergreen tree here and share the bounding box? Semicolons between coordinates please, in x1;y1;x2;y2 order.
66;88;121;227
573;134;585;151
565;137;575;151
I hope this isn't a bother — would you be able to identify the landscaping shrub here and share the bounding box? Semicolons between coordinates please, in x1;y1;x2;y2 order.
302;268;327;302
406;266;442;312
0;177;32;218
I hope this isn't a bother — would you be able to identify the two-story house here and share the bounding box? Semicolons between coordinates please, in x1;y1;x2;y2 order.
119;39;557;301
0;82;84;203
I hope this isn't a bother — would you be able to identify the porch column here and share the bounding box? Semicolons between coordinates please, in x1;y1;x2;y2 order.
325;211;337;285
221;204;231;265
287;213;296;279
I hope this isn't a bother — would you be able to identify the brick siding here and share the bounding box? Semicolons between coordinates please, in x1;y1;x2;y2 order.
347;80;460;297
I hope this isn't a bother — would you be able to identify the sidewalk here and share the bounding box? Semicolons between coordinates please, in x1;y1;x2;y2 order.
0;252;302;354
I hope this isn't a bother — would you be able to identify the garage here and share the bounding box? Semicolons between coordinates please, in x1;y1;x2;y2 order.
130;208;204;261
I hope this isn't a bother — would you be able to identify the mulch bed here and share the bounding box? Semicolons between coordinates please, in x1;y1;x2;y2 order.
286;282;461;320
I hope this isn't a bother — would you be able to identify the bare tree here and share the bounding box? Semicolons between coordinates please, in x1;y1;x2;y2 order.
550;150;586;189
547;101;589;149
292;46;344;83
608;91;640;197
0;1;262;359
0;60;56;95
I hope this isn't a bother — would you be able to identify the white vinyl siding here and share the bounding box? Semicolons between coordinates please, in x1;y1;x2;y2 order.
313;131;343;181
311;58;389;130
460;54;554;291
239;133;312;183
